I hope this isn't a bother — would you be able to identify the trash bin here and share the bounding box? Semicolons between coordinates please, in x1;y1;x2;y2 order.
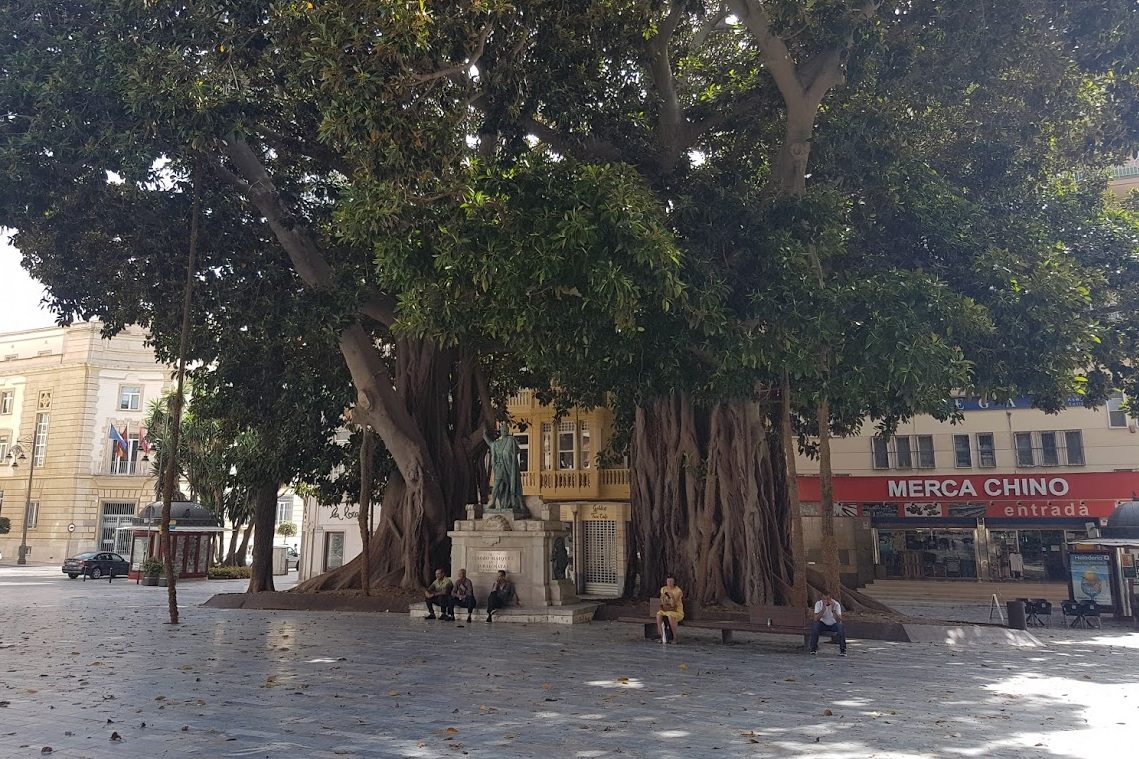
1006;600;1027;630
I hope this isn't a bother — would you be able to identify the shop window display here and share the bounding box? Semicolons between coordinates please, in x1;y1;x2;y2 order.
990;529;1067;581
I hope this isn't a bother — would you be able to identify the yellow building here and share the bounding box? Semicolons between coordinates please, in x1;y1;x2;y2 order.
0;323;170;564
506;390;631;596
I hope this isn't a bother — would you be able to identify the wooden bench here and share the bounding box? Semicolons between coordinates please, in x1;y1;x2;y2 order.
617;598;691;639
618;600;810;647
686;605;811;646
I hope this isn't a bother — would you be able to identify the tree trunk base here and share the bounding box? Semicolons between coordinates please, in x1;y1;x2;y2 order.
628;392;794;607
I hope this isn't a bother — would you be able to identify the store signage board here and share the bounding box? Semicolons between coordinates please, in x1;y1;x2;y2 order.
800;472;1138;518
1068;552;1115;609
949;395;1084;412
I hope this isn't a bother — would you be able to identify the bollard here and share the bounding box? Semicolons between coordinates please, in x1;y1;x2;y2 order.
1006;600;1027;630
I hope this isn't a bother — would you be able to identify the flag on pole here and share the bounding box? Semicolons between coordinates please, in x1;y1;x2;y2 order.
109;423;129;458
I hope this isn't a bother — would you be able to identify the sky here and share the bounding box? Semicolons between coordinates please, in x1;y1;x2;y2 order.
0;232;58;333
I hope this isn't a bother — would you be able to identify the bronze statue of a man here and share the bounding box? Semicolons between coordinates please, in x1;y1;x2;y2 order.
484;423;524;513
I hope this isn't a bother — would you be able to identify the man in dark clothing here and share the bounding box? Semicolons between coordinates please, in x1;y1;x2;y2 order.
424;568;455;621
485;569;518;622
452;568;476;623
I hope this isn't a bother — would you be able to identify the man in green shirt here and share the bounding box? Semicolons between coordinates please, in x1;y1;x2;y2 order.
424;568;455;621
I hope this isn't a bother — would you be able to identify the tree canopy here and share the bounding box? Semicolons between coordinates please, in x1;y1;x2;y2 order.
2;0;1138;599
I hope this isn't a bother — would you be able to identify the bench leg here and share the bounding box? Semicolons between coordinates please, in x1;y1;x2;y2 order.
720;629;733;644
644;623;656;640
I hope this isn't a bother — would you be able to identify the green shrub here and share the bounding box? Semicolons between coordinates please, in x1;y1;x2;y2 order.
208;565;252;580
141;556;164;577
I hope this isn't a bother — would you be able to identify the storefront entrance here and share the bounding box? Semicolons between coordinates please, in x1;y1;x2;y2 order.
581;519;619;596
988;529;1080;581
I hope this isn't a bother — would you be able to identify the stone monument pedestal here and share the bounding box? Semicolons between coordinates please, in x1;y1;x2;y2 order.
449;507;578;608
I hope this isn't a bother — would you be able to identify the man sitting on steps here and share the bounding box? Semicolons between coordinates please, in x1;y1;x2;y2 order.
424;568;455;621
485;569;518;622
452;568;476;623
809;590;847;657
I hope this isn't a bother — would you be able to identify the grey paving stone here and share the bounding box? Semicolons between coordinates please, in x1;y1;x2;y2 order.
0;564;1136;758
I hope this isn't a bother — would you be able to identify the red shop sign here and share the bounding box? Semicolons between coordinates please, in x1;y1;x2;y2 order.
798;471;1139;519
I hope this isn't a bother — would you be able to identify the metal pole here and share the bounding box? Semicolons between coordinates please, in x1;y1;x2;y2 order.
18;423;39;565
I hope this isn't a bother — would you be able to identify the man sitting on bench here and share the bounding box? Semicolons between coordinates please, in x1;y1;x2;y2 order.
809;590;847;656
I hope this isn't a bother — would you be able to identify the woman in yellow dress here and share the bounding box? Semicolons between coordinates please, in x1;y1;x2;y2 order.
656;575;684;643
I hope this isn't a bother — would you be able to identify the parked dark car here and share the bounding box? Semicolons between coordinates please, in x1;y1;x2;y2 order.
62;552;129;579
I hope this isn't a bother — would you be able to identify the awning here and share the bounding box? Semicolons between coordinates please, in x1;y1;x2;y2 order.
1068;538;1139;548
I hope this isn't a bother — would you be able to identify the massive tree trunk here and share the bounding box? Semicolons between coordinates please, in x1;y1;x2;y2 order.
246;481;279;593
296;341;490;591
628;392;794;607
221;138;492;593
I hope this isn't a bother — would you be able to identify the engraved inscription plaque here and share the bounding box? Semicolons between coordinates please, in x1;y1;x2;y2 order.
475;549;521;574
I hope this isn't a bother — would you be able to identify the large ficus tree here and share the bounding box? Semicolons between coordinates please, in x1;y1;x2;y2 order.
0;0;682;591
447;0;1139;604
3;0;1138;605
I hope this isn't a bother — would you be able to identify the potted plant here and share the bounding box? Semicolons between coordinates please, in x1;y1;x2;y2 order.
141;556;163;586
0;516;10;535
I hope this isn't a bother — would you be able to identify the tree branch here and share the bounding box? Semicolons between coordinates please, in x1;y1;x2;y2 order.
725;0;807;106
359;294;398;328
691;5;731;51
221;135;336;288
521;116;624;162
254;124;353;177
214;143;445;521
647;2;687;171
686;89;773;144
409;24;492;84
801;46;847;106
208;156;252;195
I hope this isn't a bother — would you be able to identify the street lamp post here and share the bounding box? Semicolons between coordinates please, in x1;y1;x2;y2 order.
5;423;41;565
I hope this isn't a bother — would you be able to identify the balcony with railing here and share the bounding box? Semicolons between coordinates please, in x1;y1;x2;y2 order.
517;467;630;500
506;389;536;409
1113;157;1139;179
108;459;144;476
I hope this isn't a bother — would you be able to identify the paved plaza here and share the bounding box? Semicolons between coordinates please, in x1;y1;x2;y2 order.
0;564;1136;758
